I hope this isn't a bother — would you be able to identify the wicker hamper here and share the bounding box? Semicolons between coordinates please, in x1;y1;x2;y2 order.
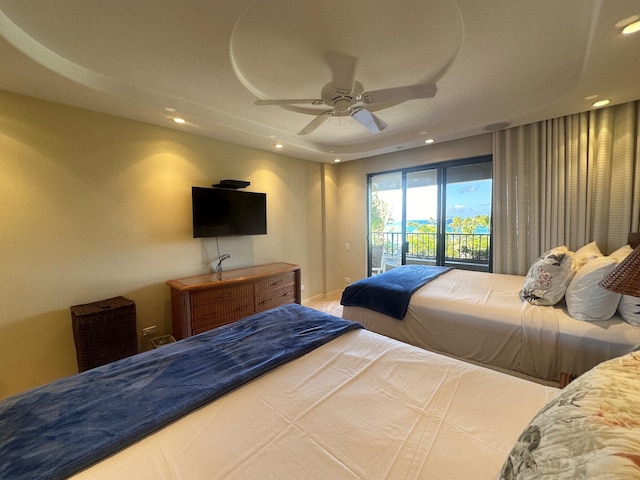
70;296;138;372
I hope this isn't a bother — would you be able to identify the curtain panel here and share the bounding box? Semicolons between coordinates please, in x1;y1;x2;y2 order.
493;101;640;275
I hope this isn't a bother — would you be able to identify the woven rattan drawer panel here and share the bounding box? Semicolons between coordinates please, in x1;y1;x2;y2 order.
190;284;254;307
254;272;296;293
168;263;301;339
191;298;254;332
255;284;296;312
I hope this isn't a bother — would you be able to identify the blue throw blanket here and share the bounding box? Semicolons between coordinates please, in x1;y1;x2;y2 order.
0;304;363;480
341;265;452;319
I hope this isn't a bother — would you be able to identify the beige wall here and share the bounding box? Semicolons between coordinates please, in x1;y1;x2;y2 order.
336;135;493;286
0;90;491;398
0;91;327;398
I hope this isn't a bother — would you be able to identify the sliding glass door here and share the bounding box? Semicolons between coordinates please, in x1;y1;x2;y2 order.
368;156;492;276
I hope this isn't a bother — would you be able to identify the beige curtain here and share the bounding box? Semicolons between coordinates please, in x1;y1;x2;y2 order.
493;101;640;275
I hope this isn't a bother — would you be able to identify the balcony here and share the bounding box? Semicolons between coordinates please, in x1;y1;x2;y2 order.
372;232;491;272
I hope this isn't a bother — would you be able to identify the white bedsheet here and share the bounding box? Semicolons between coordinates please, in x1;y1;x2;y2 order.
343;269;640;383
72;328;557;480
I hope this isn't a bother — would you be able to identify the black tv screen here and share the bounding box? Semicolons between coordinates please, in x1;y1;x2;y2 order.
192;187;267;237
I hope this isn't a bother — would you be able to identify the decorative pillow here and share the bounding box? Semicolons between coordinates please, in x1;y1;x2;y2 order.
565;256;621;321
520;246;576;306
610;244;633;263
619;295;640;326
499;352;640;479
573;241;603;269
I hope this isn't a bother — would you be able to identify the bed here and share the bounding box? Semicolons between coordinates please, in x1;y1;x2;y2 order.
3;303;640;479
0;303;561;479
341;249;640;384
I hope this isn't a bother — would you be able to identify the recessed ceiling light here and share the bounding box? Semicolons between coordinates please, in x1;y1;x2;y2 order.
173;117;186;124
424;139;435;144
165;107;176;113
334;158;341;163
592;99;610;108
620;16;640;34
623;21;640;34
273;143;284;149
585;94;599;100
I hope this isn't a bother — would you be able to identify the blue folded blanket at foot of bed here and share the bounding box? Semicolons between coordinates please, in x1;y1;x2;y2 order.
0;303;363;480
340;265;452;319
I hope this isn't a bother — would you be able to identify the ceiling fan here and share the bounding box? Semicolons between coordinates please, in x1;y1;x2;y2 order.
254;54;437;136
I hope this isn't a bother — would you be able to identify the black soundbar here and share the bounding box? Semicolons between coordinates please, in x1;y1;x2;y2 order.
212;179;250;189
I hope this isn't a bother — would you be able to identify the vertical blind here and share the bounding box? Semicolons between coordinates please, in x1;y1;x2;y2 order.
493;100;640;275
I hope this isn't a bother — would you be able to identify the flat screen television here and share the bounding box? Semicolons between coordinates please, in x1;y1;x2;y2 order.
192;186;267;237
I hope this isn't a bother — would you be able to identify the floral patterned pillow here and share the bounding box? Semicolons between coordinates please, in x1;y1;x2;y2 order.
520;246;576;306
499;352;640;479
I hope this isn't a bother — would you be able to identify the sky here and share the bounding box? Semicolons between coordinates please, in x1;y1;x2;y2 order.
377;179;492;225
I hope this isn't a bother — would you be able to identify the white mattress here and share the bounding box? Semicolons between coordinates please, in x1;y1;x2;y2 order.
342;269;640;383
72;328;557;479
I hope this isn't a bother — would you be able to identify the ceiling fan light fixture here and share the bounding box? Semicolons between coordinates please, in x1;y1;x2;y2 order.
254;53;436;136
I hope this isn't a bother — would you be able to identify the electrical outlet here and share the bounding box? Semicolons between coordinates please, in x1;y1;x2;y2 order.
142;326;157;337
344;277;351;283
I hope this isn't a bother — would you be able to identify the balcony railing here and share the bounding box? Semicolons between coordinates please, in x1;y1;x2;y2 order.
372;232;491;265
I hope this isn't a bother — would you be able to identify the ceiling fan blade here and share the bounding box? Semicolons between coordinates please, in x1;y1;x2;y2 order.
326;52;357;93
298;113;331;135
363;83;437;104
255;98;321;106
352;108;387;133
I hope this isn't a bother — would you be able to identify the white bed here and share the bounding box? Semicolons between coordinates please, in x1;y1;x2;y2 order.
342;269;640;384
6;303;640;479
72;326;557;479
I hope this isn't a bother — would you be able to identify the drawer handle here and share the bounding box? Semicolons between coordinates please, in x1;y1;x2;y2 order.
281;290;292;297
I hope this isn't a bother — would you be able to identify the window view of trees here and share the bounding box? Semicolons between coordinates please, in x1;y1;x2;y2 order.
372;193;490;262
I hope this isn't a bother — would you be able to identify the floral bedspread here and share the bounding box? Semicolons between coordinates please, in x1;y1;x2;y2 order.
500;351;640;479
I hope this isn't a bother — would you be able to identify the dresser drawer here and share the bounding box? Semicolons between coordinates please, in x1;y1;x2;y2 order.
191;284;254;307
191;298;255;331
255;272;296;293
168;263;300;340
255;284;296;312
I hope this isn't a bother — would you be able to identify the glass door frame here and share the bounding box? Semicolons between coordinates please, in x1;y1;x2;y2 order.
367;155;493;276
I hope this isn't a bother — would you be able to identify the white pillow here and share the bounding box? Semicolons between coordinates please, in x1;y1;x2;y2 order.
619;295;640;326
609;244;633;262
573;241;602;269
565;256;621;321
520;246;575;306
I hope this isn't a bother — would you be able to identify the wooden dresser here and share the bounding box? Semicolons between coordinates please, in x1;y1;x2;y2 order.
167;262;301;339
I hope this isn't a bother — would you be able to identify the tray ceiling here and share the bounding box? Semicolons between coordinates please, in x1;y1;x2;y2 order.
0;0;639;162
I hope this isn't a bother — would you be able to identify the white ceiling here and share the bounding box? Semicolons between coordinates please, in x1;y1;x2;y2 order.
1;0;639;163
